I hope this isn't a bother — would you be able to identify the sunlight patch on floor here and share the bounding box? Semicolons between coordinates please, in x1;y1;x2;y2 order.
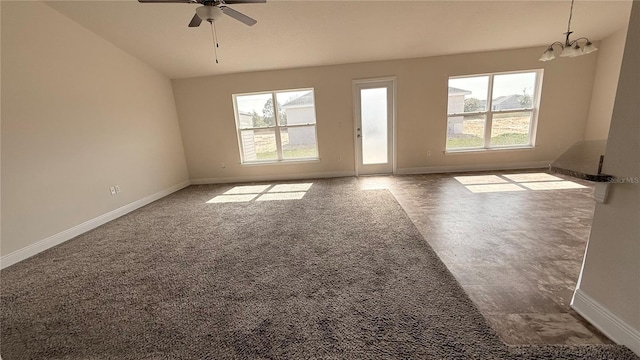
456;172;588;193
207;194;258;203
256;192;306;201
502;173;563;182
465;184;526;193
207;183;313;203
454;175;508;185
223;185;271;195
359;176;394;190
520;181;587;190
268;183;313;193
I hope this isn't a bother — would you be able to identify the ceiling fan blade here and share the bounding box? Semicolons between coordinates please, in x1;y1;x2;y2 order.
188;13;202;27
138;0;193;3
223;0;266;3
221;6;257;26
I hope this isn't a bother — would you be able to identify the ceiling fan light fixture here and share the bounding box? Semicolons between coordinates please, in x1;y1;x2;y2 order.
196;5;224;22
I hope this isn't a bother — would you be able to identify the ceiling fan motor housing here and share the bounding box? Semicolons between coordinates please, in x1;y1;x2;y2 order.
196;5;224;22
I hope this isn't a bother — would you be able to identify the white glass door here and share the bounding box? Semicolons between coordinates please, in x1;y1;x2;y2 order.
354;78;395;175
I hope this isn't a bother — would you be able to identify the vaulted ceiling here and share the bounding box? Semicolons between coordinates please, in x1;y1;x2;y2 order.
46;0;632;79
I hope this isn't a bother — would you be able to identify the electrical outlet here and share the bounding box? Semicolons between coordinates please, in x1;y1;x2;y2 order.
427;149;432;157
109;186;116;195
221;162;226;168
115;185;121;194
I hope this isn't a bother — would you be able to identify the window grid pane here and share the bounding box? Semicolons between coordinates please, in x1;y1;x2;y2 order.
446;115;486;150
236;93;275;128
490;111;532;147
280;126;318;159
448;76;489;114
241;129;277;161
277;91;316;126
491;72;537;111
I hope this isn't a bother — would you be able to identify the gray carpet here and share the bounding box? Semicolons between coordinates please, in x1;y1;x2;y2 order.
1;178;637;359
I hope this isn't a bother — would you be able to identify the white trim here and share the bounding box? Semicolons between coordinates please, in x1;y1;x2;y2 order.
530;70;544;147
392;79;398;175
484;74;495;148
395;161;551;175
572;289;640;356
240;158;321;167
190;171;355;185
445;146;535;154
0;180;191;270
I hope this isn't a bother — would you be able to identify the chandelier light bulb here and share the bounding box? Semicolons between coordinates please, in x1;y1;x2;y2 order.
538;48;556;62
582;41;598;54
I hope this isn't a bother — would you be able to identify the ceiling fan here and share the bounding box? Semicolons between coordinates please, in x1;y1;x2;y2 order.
138;0;265;27
138;0;265;63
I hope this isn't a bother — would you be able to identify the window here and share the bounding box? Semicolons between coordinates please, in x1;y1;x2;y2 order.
446;70;542;152
233;89;319;163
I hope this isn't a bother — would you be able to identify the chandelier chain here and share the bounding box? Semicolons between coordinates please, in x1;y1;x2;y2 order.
567;0;575;34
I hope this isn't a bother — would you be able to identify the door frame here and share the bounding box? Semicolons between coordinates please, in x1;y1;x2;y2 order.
352;77;397;176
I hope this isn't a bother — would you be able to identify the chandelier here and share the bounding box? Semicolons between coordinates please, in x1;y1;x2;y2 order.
539;0;598;61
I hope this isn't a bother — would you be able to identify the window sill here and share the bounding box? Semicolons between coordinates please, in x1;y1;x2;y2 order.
445;146;535;155
241;158;320;166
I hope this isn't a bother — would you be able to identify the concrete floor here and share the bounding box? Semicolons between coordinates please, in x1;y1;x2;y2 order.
357;169;611;345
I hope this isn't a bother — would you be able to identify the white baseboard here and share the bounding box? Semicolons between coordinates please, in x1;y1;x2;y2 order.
0;180;191;270
396;161;552;175
572;288;640;356
193;163;552;185
190;171;355;185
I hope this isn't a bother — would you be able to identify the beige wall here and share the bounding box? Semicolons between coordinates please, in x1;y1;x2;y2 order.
1;2;189;256
578;0;640;344
584;24;629;140
173;45;598;182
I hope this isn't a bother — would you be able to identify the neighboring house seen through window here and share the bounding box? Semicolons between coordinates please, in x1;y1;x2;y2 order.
446;70;542;151
233;89;319;163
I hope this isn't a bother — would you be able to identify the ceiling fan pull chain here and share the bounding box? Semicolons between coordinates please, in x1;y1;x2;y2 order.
213;20;219;48
209;20;219;64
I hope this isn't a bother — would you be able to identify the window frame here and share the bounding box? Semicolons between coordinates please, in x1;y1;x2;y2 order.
445;69;543;153
232;88;320;164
